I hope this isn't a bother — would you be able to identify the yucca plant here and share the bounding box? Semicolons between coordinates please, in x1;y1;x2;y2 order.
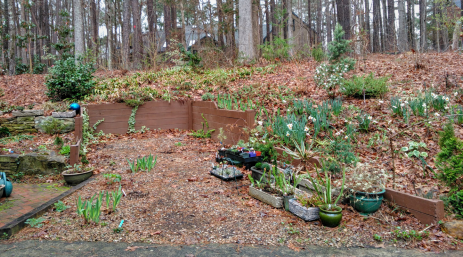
307;161;345;208
282;138;317;168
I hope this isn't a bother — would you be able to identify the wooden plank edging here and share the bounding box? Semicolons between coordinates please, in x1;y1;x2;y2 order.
384;188;445;225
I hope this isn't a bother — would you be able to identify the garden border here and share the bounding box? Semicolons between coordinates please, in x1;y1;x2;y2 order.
81;100;256;145
384;188;445;225
0;177;95;237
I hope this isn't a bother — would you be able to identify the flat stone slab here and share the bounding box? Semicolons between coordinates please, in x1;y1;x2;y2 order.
52;110;76;118
12;110;44;117
442;221;463;239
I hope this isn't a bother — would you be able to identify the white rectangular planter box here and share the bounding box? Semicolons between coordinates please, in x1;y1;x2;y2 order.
288;198;319;221
249;186;284;208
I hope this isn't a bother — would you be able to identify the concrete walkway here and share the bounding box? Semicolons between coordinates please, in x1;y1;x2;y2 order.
0;240;460;256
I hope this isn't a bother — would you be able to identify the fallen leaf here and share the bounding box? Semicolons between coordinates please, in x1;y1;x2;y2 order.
187;177;198;182
152;231;162;235
218;217;227;221
287;242;301;252
125;246;144;251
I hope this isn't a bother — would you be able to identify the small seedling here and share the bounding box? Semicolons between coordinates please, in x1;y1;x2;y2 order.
374;234;382;242
25;217;45;228
103;173;122;184
54;200;69;212
174;142;182;146
113;227;123;233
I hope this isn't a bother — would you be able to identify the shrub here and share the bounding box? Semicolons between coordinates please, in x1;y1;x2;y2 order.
259;37;291;61
201;92;214;101
341;73;389;98
311;44;325;62
59;145;71;156
314;24;356;97
448;190;463;219
45;57;96;101
436;123;463;190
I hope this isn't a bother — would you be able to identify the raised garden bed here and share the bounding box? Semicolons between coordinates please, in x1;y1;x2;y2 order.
248;185;283;208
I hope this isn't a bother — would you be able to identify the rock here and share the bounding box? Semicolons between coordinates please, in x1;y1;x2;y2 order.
0;111;3;116
35;116;75;133
442;221;463;239
52;110;76;118
12;109;44;117
17;153;66;175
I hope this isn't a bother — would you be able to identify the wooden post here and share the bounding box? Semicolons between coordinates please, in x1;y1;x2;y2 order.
74;116;83;142
70;140;81;166
188;100;193;130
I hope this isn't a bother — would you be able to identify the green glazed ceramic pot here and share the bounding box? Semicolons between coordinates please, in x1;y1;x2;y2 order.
319;204;342;227
349;188;385;215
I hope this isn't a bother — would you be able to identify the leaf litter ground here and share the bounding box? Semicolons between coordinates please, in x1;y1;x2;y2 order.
10;130;462;252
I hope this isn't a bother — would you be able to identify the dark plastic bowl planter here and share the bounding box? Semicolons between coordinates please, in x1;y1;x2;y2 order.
319;204;342;227
62;168;93;185
349;188;386;215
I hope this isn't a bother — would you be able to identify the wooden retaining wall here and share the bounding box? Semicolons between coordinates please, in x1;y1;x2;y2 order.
385;189;445;225
83;101;255;145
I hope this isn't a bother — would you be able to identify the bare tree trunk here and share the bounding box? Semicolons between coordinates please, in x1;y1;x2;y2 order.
271;0;277;41
265;0;270;42
419;0;426;51
74;0;84;62
365;0;371;52
147;0;154;38
387;0;395;52
239;0;256;60
217;0;225;47
307;0;311;45
91;0;98;63
286;0;292;55
373;0;380;52
336;0;351;39
453;21;461;51
316;0;322;43
20;1;27;63
407;0;415;49
398;0;408;52
180;1;186;47
381;0;387;52
164;4;172;49
8;0;15;75
132;0;143;68
122;0;131;69
326;0;332;44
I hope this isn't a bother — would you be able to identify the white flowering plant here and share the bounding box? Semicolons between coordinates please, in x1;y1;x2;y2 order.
357;113;373;133
345;163;391;193
314;24;355;97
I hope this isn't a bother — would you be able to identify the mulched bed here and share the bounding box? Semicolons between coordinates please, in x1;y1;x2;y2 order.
10;130;462;252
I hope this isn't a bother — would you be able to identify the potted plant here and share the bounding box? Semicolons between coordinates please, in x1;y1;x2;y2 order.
210;161;243;181
250;162;274;183
345;163;390;215
248;169;284;208
273;166;303;211
308;163;345;227
62;164;94;185
289;189;323;221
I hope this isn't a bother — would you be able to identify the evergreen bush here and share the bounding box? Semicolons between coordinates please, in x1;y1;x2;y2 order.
436;123;463;190
341;73;389;98
45;58;96;101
